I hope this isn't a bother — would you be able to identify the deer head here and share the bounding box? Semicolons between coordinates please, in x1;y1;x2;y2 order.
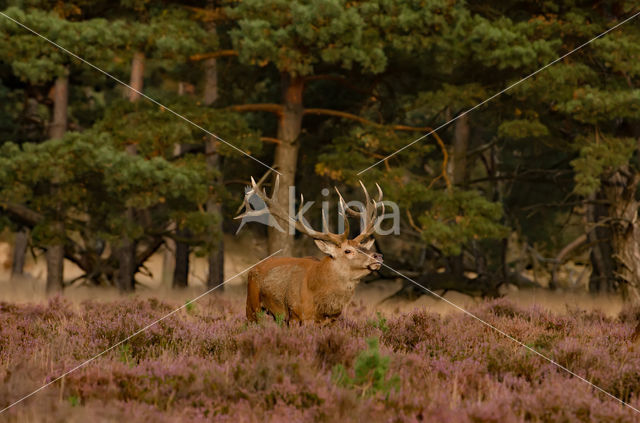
236;176;384;279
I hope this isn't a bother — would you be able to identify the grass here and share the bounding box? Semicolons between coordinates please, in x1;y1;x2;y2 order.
0;296;639;422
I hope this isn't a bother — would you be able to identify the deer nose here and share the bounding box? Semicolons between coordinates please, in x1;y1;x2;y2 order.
373;253;383;262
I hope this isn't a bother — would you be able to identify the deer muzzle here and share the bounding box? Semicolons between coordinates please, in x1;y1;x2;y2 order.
368;252;383;271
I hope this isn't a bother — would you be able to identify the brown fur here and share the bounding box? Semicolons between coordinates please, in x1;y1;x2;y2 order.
238;177;385;323
246;240;382;323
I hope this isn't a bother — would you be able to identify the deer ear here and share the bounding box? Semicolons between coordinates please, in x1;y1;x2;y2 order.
360;238;375;250
314;239;337;258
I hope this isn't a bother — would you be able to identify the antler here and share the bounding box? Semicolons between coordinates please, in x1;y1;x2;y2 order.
236;174;350;245
335;181;384;243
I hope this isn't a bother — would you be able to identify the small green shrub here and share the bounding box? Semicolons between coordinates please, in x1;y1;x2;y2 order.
332;337;400;397
368;312;389;333
68;395;80;407
255;310;267;324
118;343;134;366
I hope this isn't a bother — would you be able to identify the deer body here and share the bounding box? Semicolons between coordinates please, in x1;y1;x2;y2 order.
238;176;384;323
246;257;351;322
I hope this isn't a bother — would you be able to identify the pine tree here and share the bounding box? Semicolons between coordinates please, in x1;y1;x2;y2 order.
226;0;388;254
0;2;258;290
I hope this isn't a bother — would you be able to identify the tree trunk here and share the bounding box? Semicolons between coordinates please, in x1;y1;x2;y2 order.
586;191;616;293
170;114;191;288
447;113;470;281
11;228;28;280
128;51;145;102
205;138;224;289
46;71;69;293
161;220;176;288
116;51;145;292
202;62;217;104
606;170;640;304
268;73;304;255
207;236;224;289
172;230;189;288
115;234;135;292
450;113;469;187
203;22;219;106
202;21;225;289
49;74;68;140
46;236;64;293
161;237;176;288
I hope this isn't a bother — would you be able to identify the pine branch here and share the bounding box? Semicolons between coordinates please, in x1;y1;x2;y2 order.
260;136;281;144
302;108;450;188
182;5;227;22
0;202;43;226
190;50;238;62
229;103;283;114
303;108;429;132
136;237;164;269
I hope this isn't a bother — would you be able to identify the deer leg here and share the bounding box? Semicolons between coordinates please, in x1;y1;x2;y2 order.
246;303;257;322
319;316;339;327
246;273;261;322
286;306;301;326
286;317;303;327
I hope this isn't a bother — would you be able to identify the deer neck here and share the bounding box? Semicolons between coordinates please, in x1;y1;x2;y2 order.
308;257;359;289
307;256;360;318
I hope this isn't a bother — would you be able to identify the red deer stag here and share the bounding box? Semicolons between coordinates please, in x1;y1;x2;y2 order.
237;177;384;324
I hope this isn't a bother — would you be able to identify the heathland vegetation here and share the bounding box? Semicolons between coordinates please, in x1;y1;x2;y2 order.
2;297;640;421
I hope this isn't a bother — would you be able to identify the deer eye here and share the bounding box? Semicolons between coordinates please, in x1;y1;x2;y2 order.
344;249;352;254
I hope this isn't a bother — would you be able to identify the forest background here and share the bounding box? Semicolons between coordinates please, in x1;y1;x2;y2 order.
1;0;639;306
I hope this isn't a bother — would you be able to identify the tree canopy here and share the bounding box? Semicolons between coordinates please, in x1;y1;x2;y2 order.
1;0;639;301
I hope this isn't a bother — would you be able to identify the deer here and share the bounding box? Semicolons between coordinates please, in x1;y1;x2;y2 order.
236;176;385;324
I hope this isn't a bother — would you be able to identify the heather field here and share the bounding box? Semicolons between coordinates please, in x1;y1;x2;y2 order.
1;296;640;422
